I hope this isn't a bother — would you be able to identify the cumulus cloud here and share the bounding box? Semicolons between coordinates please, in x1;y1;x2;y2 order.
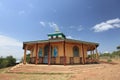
69;26;75;29
66;36;73;39
92;18;120;32
0;35;22;47
48;22;60;31
104;51;109;53
0;35;23;59
69;25;83;31
40;21;46;27
39;21;60;31
77;25;83;31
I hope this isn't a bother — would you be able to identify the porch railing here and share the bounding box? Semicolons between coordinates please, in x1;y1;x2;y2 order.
30;56;99;64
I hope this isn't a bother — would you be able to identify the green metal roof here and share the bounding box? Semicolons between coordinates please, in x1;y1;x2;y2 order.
48;32;66;38
48;32;65;36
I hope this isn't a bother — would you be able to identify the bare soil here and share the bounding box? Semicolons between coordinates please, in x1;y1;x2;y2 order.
0;59;120;80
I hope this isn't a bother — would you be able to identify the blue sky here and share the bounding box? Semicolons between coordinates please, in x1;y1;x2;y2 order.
0;0;120;59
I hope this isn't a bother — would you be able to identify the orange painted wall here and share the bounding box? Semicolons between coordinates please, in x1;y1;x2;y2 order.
28;42;88;64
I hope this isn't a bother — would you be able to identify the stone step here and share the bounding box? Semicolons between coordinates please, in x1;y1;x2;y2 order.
8;63;73;73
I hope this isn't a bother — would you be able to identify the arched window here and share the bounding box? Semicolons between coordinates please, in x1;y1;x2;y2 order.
73;46;79;57
38;48;42;57
53;47;58;57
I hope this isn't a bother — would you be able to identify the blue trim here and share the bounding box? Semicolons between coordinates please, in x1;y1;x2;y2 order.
39;48;42;57
53;47;58;57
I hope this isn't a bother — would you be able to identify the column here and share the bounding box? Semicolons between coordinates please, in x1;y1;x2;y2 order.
90;50;93;59
35;44;39;64
81;44;85;64
48;42;51;65
95;46;99;59
93;50;95;59
64;40;66;66
23;44;27;64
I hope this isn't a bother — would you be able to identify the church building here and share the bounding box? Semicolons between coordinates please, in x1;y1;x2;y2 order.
23;30;99;65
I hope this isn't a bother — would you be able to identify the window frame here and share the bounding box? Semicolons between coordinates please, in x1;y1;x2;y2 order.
73;46;79;57
52;46;58;57
38;48;43;57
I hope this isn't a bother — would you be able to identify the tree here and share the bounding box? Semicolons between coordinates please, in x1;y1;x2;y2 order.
6;56;16;66
117;45;120;50
26;54;30;63
0;56;16;68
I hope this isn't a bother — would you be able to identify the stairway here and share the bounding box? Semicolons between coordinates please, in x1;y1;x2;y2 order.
8;63;73;73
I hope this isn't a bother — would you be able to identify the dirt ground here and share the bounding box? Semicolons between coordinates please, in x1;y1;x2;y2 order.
0;59;120;80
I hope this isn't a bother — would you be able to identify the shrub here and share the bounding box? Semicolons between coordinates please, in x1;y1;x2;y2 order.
107;59;112;63
0;56;16;68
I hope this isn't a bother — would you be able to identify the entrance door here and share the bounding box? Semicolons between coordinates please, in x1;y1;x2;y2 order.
43;45;49;63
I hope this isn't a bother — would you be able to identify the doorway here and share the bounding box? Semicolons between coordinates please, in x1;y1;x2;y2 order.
43;45;49;63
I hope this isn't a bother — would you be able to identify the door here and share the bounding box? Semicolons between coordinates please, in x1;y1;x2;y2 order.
43;45;49;63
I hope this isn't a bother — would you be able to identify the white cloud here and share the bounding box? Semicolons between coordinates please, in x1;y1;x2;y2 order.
40;21;46;27
66;36;73;39
69;25;83;31
92;18;120;32
0;35;22;47
48;22;60;31
77;25;83;31
104;51;109;53
69;26;75;29
39;21;61;31
18;10;25;15
0;35;23;59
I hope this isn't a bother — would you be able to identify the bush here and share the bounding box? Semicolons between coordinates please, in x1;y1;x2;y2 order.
6;56;16;66
107;59;112;63
0;56;16;68
26;54;30;63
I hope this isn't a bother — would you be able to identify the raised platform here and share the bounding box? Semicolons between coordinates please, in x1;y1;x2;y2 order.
9;63;101;74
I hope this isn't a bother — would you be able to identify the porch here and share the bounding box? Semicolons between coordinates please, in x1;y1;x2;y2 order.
29;56;99;65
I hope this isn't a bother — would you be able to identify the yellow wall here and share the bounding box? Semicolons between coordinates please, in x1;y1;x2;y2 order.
28;42;88;64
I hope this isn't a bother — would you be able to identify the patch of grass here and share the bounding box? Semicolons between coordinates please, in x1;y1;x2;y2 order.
107;59;112;63
7;72;72;75
0;67;11;73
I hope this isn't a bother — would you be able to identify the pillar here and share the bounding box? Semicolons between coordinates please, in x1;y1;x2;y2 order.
48;42;51;65
64;40;66;66
90;50;93;59
95;46;99;59
23;45;27;64
81;44;85;64
93;50;95;59
35;44;39;64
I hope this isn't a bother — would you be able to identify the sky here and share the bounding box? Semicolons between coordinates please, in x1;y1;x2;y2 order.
0;0;120;59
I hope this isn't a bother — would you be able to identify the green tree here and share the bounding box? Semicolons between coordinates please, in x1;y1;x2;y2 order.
0;56;16;68
26;54;30;63
6;56;16;66
117;45;120;50
0;59;9;68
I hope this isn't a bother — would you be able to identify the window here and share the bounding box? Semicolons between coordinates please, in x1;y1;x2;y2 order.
73;46;79;57
38;48;42;57
48;36;51;39
53;36;56;38
53;47;58;57
58;35;62;38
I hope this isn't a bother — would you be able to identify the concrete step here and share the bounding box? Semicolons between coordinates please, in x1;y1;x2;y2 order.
8;63;73;73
